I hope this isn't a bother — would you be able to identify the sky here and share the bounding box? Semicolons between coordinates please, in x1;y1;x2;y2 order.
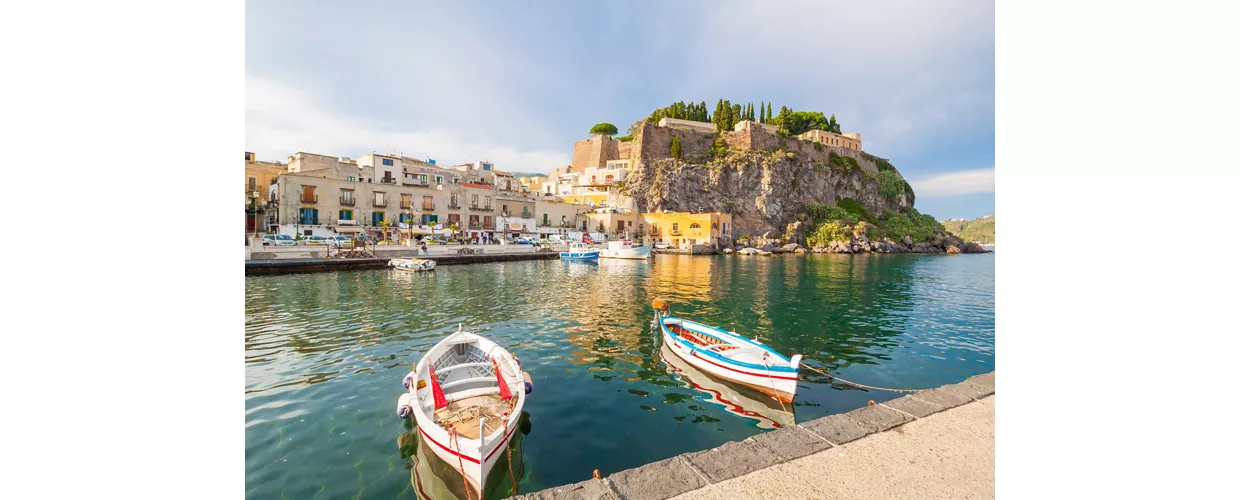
246;0;994;219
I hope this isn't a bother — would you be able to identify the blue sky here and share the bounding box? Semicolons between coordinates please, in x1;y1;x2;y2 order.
246;1;994;219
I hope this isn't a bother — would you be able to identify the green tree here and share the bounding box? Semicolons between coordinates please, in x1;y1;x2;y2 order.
589;123;618;136
731;104;742;127
670;134;683;160
828;114;839;134
713;99;725;131
767;103;773;123
700;101;708;121
759;101;765;123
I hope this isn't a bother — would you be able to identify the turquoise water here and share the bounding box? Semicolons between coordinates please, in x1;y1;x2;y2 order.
245;253;994;498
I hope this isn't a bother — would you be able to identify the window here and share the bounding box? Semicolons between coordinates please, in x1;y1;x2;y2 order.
448;214;461;224
450;193;459;207
543;213;549;225
471;194;478;207
484;196;492;208
382;158;394;166
423;196;434;210
372;211;385;226
422;214;438;225
502;204;508;214
299;207;318;225
672;222;679;232
435;176;443;185
484;216;494;227
420;174;428;184
248;176;257;191
711;222;718;229
339;209;353;220
690;223;701;229
399;213;411;223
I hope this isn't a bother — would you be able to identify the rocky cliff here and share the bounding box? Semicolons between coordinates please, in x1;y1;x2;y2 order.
620;122;912;237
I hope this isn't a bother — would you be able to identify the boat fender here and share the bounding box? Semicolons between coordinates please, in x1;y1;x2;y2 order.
522;372;533;395
402;371;417;390
397;392;415;419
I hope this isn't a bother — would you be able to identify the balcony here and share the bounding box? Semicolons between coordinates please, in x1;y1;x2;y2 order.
468;222;482;229
403;179;429;187
372;199;387;208
471;205;494;212
300;194;318;203
422;203;436;211
339;196;356;206
400;201;412;209
380;178;398;185
448;202;461;209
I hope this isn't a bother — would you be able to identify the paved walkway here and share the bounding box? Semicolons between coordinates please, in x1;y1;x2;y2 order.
670;395;994;500
514;371;994;500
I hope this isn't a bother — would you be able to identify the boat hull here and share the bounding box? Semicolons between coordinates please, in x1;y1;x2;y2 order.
659;343;794;429
599;244;652;260
659;317;800;404
559;252;599;260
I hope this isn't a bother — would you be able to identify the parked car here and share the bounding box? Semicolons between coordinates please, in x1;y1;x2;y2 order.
327;236;354;248
269;234;296;246
304;235;328;246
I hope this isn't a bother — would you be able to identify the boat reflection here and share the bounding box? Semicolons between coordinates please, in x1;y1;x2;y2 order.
400;412;532;500
657;343;794;429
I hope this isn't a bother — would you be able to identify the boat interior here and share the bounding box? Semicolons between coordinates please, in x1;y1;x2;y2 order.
663;318;777;365
421;339;519;439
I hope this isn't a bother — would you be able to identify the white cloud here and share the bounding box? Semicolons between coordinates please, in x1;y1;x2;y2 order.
244;74;570;172
908;168;994;197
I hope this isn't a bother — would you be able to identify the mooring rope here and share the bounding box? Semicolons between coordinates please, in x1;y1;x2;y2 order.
503;413;517;497
448;426;474;500
761;357;789;414
800;363;930;393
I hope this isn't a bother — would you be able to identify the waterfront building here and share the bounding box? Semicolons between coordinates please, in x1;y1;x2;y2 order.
640;212;733;249
533;199;590;236
245;152;287;233
268;151;534;241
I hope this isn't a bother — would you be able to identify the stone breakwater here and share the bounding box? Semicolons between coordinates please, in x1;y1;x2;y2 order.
711;230;992;256
512;371;995;500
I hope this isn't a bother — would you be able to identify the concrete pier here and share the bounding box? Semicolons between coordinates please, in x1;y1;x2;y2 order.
244;252;562;276
513;371;995;500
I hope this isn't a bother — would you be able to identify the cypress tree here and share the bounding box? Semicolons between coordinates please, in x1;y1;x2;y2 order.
700;101;708;121
731;104;741;128
714;99;725;130
670;134;683;160
767;103;773;123
759;101;765;123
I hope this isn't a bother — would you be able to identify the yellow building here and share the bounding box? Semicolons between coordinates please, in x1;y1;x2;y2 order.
245;152;288;232
640;212;733;249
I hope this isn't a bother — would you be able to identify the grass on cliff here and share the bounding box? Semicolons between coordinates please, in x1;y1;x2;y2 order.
941;216;995;244
804;199;944;244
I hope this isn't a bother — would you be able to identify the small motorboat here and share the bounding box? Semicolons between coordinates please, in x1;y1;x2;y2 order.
390;258;436;272
560;242;599;261
652;299;802;403
658;343;794;429
396;326;533;498
599;240;652;260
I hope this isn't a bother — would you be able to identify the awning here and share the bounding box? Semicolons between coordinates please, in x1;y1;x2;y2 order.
335;226;362;233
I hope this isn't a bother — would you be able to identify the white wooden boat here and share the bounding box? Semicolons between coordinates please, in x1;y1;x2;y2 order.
396;326;532;497
390;258;436;272
653;299;802;403
658;343;794;429
599;240;652;260
559;242;599;260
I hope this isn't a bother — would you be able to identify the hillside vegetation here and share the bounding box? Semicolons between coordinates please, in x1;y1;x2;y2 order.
941;216;995;244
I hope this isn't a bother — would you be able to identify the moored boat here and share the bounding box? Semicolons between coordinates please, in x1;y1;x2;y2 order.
390;258;436;272
559;242;599;261
396;326;533;498
652;299;802;403
599;240;652;260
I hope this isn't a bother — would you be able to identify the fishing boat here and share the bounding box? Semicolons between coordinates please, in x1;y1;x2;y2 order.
559;242;599;261
599;240;652;260
396;326;533;497
652;298;802;403
658;343;794;429
390;258;436;272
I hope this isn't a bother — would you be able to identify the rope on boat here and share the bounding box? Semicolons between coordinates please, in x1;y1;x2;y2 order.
762;356;789;414
448;426;474;500
503;413;517;497
800;363;930;393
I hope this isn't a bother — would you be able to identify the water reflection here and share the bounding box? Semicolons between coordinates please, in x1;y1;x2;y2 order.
657;343;794;430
